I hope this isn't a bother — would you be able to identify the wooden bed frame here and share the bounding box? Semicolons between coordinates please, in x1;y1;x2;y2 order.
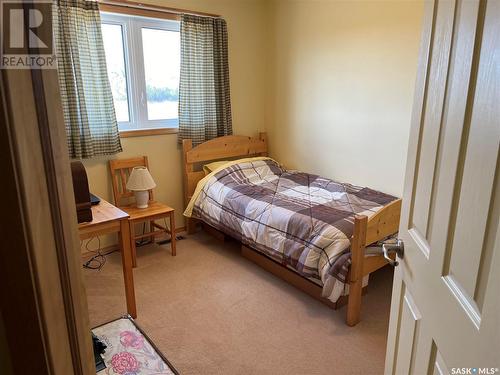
182;133;401;326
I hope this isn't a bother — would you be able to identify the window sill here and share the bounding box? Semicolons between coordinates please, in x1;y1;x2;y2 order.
119;128;178;138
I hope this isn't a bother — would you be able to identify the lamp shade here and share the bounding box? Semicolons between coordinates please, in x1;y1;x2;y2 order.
126;166;156;191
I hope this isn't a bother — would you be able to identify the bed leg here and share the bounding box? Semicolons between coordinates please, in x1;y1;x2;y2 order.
347;279;363;326
346;215;367;326
187;218;197;234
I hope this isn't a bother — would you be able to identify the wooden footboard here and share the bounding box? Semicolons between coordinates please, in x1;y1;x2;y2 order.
346;198;402;326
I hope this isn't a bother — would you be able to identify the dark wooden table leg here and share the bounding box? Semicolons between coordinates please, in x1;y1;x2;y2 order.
170;212;176;256
119;219;137;318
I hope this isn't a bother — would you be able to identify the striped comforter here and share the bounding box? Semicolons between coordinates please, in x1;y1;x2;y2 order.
187;158;397;302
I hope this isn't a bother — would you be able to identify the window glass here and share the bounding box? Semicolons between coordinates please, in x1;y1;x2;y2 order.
101;23;130;123
100;13;180;130
141;27;180;121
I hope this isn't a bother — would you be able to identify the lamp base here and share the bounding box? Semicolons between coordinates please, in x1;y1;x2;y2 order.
134;190;149;209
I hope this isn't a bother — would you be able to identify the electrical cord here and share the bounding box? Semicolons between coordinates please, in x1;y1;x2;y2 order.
157;217;184;244
135;220;183;247
82;221;183;270
82;236;118;270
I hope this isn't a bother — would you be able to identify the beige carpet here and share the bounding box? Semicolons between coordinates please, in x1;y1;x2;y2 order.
84;232;393;375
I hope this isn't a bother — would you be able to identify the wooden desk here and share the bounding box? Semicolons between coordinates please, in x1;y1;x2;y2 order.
79;198;137;318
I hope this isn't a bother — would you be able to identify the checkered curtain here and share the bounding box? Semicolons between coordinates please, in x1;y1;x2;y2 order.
178;15;232;146
53;0;122;159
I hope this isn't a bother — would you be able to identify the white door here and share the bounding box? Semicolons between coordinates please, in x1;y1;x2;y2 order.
385;0;500;374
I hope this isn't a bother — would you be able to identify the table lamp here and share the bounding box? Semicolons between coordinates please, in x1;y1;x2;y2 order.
126;166;156;208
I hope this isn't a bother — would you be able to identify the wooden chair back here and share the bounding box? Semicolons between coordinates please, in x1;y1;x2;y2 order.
109;156;154;207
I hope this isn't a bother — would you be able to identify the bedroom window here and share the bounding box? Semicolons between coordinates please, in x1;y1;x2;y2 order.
101;12;180;132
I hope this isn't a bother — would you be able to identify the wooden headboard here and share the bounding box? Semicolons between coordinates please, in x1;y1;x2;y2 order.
182;133;268;207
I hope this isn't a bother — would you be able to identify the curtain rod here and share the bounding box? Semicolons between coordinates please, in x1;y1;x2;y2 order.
98;0;221;18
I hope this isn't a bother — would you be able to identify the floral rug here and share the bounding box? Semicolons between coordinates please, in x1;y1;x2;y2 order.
92;317;177;375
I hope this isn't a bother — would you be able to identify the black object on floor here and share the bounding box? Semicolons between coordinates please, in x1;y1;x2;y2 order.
157;235;184;245
92;332;107;372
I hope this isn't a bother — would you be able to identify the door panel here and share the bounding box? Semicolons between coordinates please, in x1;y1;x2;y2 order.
385;0;499;373
411;0;456;241
393;289;422;375
431;344;450;375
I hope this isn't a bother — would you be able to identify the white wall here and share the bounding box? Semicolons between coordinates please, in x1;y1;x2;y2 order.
265;0;424;197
